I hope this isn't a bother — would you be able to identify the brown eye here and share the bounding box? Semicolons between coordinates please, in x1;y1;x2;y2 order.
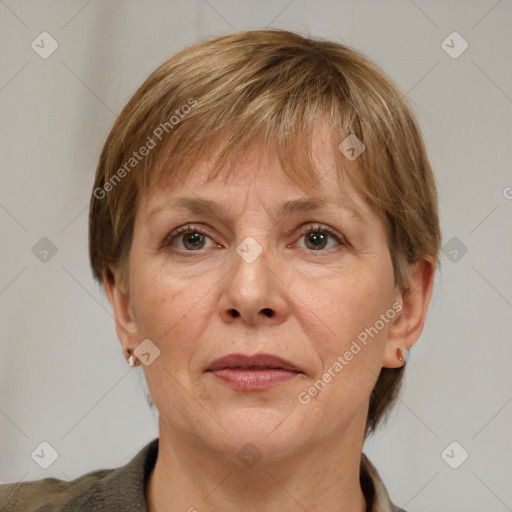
163;224;215;251
297;224;345;251
304;231;328;250
181;231;206;250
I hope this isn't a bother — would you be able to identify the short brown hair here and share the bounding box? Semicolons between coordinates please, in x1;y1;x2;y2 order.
89;28;440;436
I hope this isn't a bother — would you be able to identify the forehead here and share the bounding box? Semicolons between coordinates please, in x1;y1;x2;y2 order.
142;137;371;226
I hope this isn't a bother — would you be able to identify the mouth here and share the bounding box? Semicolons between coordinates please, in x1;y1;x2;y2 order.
206;353;303;391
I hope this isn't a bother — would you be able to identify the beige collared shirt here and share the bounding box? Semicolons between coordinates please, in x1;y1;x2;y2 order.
0;438;406;511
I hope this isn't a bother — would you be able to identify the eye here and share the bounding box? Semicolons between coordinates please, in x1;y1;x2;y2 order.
162;224;218;251
162;223;346;253
295;223;346;251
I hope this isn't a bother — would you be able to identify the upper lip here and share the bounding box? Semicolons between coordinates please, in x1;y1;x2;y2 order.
207;353;303;373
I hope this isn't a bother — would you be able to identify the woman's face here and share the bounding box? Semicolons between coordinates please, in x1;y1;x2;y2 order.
116;128;403;463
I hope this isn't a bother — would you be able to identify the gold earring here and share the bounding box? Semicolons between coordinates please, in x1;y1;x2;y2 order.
127;349;137;367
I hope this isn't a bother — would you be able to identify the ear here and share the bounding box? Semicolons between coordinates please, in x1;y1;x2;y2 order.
103;267;139;358
383;256;436;368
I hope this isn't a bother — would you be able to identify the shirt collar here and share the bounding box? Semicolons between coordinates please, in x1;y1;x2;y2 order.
113;438;403;512
360;452;404;512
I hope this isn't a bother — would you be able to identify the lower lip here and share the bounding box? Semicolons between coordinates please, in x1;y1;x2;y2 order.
209;369;300;390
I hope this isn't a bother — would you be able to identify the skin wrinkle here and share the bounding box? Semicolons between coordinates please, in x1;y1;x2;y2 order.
77;31;446;512
103;121;431;512
83;30;443;512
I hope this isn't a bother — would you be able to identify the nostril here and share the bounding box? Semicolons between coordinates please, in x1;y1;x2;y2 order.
228;309;273;319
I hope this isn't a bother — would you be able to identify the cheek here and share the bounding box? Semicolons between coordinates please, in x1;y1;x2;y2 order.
291;257;394;384
293;260;394;343
289;265;395;432
129;262;218;363
130;267;218;415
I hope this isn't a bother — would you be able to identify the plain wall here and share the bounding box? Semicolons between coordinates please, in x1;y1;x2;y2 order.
1;1;511;510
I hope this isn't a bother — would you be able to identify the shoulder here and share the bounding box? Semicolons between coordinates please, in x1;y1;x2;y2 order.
0;467;113;511
360;452;408;512
0;438;159;512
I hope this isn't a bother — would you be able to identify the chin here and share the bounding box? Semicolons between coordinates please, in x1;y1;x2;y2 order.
196;407;310;466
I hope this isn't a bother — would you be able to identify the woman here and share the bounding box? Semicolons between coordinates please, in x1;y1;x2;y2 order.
0;28;439;512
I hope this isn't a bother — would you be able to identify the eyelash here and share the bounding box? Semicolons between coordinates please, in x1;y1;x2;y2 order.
162;223;347;252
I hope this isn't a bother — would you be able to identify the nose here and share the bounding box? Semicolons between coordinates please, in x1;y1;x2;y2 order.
218;240;290;327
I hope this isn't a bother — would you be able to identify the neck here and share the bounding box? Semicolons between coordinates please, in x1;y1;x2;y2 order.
146;418;368;512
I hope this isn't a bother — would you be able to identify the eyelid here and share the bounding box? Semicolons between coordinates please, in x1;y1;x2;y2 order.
161;223;216;249
162;222;347;250
295;223;347;247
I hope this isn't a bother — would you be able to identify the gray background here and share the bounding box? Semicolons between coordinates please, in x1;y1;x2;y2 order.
1;1;511;510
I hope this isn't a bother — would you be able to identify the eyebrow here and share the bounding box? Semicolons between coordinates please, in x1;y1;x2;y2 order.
149;196;365;223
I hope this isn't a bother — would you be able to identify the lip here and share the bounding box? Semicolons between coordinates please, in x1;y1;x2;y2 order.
206;353;303;391
207;353;302;373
